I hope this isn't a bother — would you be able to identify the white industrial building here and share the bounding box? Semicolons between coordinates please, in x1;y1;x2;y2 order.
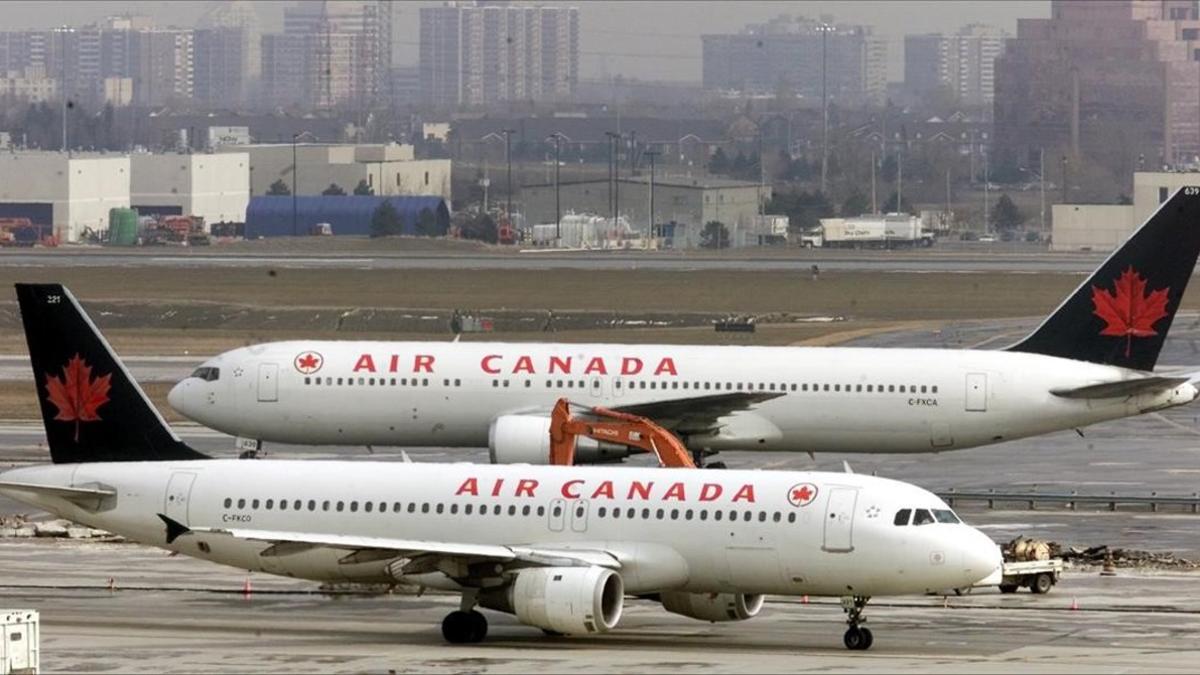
1052;172;1199;251
219;143;452;201
130;152;250;226
0;152;130;242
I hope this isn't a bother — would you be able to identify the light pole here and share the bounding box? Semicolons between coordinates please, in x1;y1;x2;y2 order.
645;148;660;241
502;128;515;221
818;22;834;195
58;26;74;153
547;133;563;241
292;131;316;237
605;131;621;229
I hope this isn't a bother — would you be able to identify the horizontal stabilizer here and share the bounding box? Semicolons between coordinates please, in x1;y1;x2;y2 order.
1050;376;1190;399
0;481;115;501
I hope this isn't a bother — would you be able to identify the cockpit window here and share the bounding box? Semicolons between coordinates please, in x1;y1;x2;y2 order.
893;508;911;526
933;509;960;524
191;367;220;382
912;508;935;526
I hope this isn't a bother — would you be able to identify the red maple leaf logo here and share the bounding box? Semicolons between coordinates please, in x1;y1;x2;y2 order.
44;353;112;442
1091;266;1171;359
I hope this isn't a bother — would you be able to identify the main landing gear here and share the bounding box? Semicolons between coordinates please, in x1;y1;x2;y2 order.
442;591;488;644
841;596;873;651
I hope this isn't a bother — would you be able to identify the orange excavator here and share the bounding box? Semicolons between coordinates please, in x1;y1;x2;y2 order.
548;398;696;468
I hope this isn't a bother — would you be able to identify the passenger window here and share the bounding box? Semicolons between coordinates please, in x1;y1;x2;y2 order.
436;503;444;514
685;509;693;520
493;504;502;515
379;501;387;513
278;500;286;511
509;505;518;516
893;508;911;526
252;499;260;509
449;504;458;514
537;506;546;516
553;505;562;517
322;500;330;511
523;505;531;516
599;506;608;517
656;508;665;519
787;513;796;523
421;503;430;514
393;502;401;512
364;502;373;513
350;501;359;513
920;385;927;393
932;385;939;394
773;512;782;522
670;509;679;520
758;511;767;522
714;510;723;521
856;385;862;392
223;498;232;508
743;511;753;522
294;500;302;510
336;501;345;512
913;508;935;526
642;508;650;519
407;503;416;513
465;504;474;515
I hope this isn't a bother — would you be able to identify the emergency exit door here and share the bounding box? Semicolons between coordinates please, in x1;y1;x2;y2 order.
257;363;279;402
965;373;987;412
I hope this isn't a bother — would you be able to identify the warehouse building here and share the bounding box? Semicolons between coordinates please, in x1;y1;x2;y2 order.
219;143;452;201
0;152;130;242
1052;172;1198;251
130;152;250;227
521;176;769;249
245;196;450;238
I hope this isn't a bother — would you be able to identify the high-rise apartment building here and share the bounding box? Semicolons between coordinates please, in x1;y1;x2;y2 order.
702;15;888;106
419;1;579;110
905;24;1006;107
995;0;1200;176
272;1;392;110
194;27;245;108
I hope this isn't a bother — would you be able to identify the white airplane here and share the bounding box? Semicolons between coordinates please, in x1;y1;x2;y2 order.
2;283;1001;650
169;187;1200;464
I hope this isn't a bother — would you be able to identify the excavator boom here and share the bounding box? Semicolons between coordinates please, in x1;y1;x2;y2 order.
549;398;696;468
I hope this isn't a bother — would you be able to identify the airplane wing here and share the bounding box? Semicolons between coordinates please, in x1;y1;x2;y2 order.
1050;376;1190;399
607;392;784;434
188;523;620;570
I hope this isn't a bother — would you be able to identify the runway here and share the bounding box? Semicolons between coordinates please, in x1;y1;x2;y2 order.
4;538;1199;673
0;247;1108;273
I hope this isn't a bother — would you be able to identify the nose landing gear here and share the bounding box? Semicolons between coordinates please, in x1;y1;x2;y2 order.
841;595;873;650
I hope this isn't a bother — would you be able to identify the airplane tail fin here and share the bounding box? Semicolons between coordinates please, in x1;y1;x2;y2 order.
1007;187;1200;371
15;283;208;464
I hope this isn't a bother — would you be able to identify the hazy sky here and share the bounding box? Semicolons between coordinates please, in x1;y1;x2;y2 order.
0;0;1050;82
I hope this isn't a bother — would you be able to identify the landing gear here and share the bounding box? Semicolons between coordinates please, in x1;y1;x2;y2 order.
441;610;488;644
841;596;873;651
443;590;488;644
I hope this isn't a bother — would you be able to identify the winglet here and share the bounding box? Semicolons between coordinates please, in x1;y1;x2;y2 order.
157;513;191;544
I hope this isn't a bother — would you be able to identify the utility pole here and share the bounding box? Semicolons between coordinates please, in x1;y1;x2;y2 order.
984;150;991;233
1039;147;1046;232
59;26;71;153
870;151;877;214
502;128;515;221
292;133;299;236
547;133;563;241
896;148;902;213
645;149;660;241
605;131;619;228
819;22;832;195
945;167;951;228
1061;154;1069;205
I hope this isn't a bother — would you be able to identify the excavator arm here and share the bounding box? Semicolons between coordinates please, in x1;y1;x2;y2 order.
548;398;696;468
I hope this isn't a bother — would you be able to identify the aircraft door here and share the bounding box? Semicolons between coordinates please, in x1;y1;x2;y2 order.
822;487;857;553
547;498;566;532
164;472;198;526
965;373;987;412
257;363;279;402
570;499;590;532
589;376;603;398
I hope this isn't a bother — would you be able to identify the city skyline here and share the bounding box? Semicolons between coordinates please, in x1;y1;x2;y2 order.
0;0;1049;82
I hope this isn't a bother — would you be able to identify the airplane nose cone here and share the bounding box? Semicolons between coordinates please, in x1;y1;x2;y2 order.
167;379;191;415
962;529;1004;584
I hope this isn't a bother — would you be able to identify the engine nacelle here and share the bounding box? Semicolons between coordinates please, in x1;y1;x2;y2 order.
659;592;765;622
480;566;624;634
488;415;635;464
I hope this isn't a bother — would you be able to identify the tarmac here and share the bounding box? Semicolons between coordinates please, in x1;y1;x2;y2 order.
2;311;1200;671
2;538;1199;673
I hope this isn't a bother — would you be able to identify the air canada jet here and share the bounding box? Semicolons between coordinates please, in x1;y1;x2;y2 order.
170;188;1200;464
1;283;1001;650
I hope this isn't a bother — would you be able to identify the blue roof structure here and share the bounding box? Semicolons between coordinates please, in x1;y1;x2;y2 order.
245;196;450;237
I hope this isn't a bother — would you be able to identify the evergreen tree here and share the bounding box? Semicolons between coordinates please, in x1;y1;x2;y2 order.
321;183;347;196
707;147;730;175
370;201;404;237
991;193;1025;231
700;221;730;249
840;189;870;217
353;179;374;196
266;179;291;196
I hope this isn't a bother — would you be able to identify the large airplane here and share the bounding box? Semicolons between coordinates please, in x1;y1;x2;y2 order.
1;283;1001;650
169;188;1200;464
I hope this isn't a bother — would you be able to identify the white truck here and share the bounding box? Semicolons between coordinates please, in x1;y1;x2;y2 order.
801;214;934;249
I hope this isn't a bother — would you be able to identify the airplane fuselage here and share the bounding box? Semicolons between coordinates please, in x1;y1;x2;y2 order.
0;460;1000;597
170;341;1199;453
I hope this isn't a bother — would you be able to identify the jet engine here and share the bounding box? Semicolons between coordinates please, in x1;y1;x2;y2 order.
487;415;635;464
479;566;624;634
659;592;765;622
